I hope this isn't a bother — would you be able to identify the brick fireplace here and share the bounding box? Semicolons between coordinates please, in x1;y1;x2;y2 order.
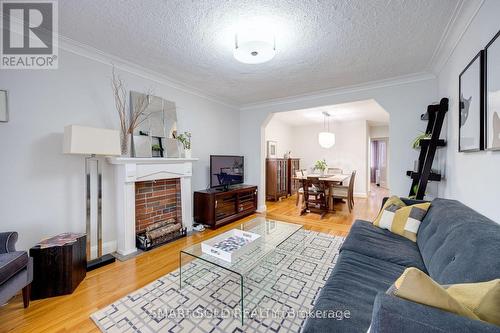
107;157;197;256
134;179;185;250
135;179;182;233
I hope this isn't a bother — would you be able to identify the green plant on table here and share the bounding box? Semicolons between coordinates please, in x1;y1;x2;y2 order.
314;159;328;172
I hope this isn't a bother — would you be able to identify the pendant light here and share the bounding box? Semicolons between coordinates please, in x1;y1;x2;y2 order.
318;112;335;148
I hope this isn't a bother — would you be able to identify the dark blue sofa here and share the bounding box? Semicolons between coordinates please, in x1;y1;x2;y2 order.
302;198;500;333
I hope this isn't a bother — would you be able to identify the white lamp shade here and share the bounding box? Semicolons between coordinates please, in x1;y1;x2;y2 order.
318;132;335;148
63;125;121;156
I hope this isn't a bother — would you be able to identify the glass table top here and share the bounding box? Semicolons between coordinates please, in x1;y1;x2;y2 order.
180;216;303;276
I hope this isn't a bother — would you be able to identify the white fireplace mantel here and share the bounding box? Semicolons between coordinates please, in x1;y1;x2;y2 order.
107;157;199;165
107;157;198;256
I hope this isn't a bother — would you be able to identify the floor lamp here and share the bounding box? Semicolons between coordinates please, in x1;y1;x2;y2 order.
63;125;121;271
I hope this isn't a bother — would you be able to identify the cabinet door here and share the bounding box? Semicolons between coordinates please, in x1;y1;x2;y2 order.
215;192;237;221
280;160;288;194
291;160;300;193
276;161;281;194
266;160;277;199
238;189;257;212
284;161;287;193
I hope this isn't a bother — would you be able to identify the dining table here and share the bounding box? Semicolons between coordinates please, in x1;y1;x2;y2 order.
293;174;351;211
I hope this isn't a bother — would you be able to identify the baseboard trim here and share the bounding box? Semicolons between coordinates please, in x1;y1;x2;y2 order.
90;240;117;256
354;193;368;198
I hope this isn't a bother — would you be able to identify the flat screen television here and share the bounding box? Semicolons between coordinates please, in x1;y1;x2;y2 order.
210;155;244;189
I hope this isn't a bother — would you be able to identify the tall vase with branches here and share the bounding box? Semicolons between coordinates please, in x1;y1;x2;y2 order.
111;68;151;156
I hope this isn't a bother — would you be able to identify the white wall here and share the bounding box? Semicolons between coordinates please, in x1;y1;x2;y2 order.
437;0;500;223
291;121;369;196
240;76;438;211
0;46;240;251
264;116;293;158
369;125;389;138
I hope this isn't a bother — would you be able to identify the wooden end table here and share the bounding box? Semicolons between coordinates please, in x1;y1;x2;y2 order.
29;234;87;300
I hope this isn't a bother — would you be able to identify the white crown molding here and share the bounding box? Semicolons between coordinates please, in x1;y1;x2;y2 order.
240;72;436;111
427;0;485;75
57;35;239;109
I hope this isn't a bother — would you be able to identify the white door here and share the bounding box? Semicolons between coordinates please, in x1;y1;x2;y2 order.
377;139;388;188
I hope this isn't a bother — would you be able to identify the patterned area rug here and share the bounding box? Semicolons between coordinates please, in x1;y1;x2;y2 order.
91;230;344;333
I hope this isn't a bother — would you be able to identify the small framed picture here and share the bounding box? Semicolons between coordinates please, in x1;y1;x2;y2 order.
0;90;8;122
485;30;500;150
458;51;484;152
267;141;277;158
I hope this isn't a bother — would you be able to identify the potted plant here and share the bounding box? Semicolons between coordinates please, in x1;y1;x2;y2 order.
412;132;432;149
176;131;192;158
314;159;328;176
151;144;163;157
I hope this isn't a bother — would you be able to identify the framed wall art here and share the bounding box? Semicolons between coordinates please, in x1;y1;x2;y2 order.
485;29;500;150
267;141;277;158
458;50;484;152
0;90;8;122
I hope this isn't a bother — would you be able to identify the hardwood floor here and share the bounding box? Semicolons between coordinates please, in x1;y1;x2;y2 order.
0;185;388;332
266;185;388;238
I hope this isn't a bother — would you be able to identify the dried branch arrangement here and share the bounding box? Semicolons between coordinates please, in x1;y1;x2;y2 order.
111;67;128;143
111;67;152;154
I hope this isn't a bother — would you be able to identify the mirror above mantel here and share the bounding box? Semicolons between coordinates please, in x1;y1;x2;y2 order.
130;91;179;158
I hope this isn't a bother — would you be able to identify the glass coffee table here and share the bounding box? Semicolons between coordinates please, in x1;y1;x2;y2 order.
179;217;303;325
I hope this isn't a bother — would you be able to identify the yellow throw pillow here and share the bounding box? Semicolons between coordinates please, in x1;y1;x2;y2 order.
387;267;479;320
373;195;431;242
445;279;500;326
388;268;500;326
373;196;405;225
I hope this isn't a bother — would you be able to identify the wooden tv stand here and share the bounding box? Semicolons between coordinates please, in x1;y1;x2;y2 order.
194;185;258;229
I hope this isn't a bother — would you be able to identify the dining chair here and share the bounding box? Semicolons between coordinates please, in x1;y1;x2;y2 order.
327;167;342;175
331;171;356;212
300;177;328;218
295;171;304;206
295;169;312;207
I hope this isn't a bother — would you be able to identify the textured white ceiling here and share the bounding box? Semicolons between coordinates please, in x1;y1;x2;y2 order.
58;0;460;105
271;99;389;126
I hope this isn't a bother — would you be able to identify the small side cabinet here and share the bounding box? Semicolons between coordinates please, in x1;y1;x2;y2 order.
29;235;86;300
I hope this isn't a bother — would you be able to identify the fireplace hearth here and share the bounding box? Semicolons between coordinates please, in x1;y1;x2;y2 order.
135;179;186;250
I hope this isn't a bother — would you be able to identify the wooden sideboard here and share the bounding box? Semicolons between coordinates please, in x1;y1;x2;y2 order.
266;158;300;201
194;185;258;229
266;158;287;201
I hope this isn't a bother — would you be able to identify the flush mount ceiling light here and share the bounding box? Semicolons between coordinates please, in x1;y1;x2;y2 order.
233;30;276;64
318;112;336;148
